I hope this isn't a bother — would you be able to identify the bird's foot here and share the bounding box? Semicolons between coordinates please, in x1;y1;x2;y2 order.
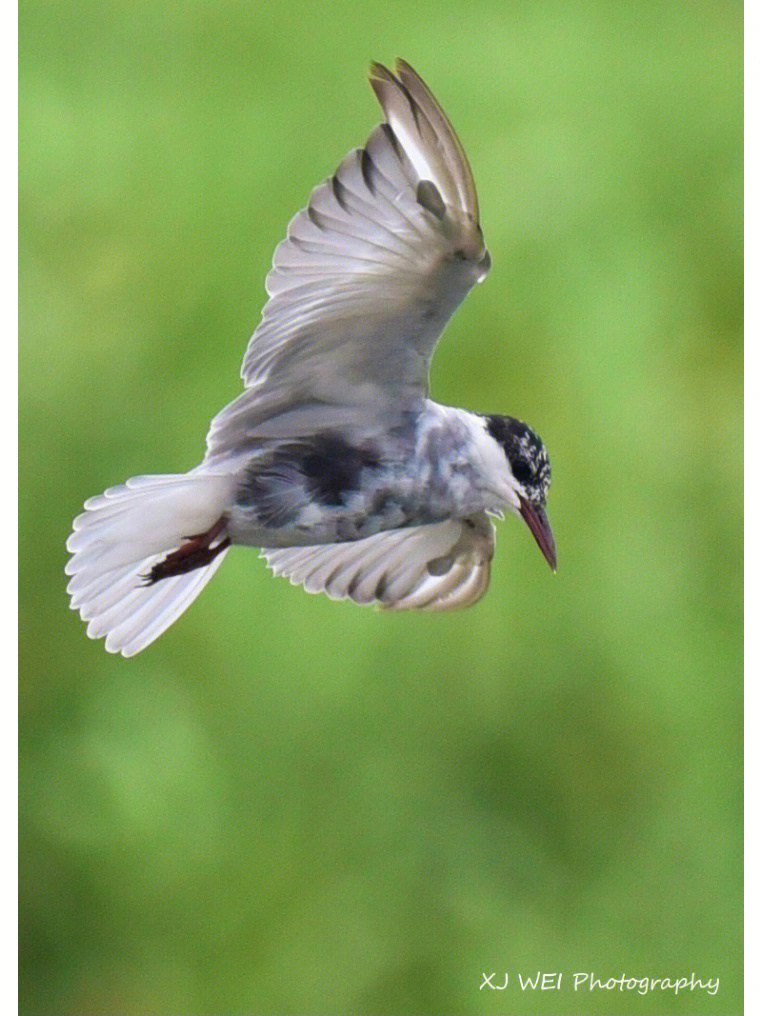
143;517;230;584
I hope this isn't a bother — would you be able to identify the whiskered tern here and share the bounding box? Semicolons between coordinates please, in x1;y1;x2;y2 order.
66;60;556;656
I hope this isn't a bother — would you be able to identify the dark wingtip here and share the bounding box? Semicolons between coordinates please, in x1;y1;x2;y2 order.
368;60;394;90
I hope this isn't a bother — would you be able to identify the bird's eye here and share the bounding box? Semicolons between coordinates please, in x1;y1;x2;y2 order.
512;460;533;485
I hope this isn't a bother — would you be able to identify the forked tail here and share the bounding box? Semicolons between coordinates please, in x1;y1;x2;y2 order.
66;471;236;656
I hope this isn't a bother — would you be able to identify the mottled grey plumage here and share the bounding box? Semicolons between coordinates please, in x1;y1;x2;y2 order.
66;60;555;656
226;404;510;548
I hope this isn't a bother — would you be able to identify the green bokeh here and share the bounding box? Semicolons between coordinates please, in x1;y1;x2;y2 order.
20;1;742;1014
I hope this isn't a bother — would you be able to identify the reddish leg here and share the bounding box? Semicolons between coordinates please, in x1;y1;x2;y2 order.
144;517;230;585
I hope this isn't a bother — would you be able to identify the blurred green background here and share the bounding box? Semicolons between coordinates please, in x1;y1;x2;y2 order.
20;0;742;1013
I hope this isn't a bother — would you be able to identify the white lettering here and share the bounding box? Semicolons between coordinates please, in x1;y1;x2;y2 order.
517;972;541;990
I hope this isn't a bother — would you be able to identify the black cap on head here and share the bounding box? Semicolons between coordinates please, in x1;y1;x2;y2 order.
484;414;551;505
485;414;556;569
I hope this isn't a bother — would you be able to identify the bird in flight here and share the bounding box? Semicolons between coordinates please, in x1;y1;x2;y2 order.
66;59;556;656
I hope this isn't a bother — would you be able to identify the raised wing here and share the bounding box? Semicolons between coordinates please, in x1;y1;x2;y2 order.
205;60;490;462
261;514;496;611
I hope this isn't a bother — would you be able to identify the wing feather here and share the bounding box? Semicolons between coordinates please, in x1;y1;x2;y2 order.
205;61;489;463
261;514;496;611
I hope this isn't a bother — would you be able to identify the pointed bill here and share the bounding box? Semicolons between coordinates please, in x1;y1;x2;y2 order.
519;499;557;571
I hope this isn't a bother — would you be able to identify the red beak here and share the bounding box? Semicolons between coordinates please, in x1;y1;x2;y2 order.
519;499;557;571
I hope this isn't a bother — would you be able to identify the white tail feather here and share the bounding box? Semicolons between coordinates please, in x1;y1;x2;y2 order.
66;471;235;656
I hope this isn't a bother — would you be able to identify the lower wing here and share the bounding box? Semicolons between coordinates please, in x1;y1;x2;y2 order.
261;514;495;611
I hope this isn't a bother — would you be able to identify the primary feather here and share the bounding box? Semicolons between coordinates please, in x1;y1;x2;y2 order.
204;60;490;461
262;514;495;610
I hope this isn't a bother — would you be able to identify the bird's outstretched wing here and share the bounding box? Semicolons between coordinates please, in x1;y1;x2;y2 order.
261;513;496;611
205;60;490;462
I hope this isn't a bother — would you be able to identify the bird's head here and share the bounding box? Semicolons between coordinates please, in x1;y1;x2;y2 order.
483;414;556;571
